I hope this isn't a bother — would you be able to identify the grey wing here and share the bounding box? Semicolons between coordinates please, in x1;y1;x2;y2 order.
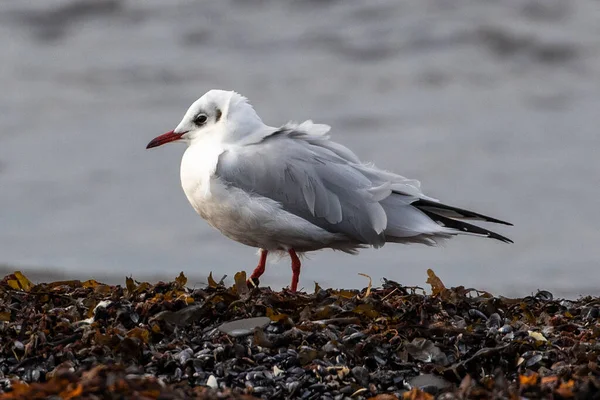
216;123;513;247
215;125;413;246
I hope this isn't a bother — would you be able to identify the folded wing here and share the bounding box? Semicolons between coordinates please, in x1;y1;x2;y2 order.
216;121;512;247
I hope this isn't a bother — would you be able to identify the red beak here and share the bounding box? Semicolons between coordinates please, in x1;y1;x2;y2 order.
146;130;185;149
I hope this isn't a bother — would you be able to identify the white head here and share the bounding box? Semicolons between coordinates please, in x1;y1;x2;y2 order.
146;89;267;149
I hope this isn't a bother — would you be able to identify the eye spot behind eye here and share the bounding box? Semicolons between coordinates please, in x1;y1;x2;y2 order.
215;109;222;122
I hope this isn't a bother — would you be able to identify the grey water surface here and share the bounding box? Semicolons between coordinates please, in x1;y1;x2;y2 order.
1;0;599;297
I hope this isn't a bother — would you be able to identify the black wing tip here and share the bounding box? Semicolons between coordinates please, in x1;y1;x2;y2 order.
488;231;514;244
488;218;513;227
418;208;513;244
411;198;513;226
467;226;513;244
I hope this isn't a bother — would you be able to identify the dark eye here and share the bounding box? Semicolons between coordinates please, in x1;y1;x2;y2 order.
194;114;208;125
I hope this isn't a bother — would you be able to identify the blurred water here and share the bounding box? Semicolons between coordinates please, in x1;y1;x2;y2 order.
1;0;599;297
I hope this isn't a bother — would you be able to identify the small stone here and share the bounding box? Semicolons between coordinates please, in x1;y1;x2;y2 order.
486;313;502;329
206;375;218;389
409;374;452;395
340;385;353;395
351;366;369;386
218;317;271;337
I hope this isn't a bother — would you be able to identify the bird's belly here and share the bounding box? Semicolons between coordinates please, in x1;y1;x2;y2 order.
197;200;267;248
184;177;345;251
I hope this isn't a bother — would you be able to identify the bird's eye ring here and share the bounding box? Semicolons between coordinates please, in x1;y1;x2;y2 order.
194;114;208;126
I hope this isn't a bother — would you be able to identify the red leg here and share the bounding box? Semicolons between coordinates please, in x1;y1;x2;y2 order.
289;249;301;292
250;249;268;281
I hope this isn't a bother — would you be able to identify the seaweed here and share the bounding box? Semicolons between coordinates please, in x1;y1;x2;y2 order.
0;269;599;399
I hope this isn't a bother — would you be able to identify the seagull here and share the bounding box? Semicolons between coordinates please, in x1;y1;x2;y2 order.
146;90;512;292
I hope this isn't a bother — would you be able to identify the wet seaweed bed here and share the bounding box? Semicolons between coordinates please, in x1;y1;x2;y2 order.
0;270;599;399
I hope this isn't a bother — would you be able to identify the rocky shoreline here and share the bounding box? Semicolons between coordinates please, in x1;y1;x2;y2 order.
0;269;598;399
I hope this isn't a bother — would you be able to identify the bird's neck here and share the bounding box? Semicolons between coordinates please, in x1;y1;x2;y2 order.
220;119;275;146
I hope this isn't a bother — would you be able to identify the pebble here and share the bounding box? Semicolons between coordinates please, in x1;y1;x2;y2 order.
206;375;218;389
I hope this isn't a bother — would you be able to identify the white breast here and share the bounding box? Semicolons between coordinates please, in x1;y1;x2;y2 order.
180;140;221;203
